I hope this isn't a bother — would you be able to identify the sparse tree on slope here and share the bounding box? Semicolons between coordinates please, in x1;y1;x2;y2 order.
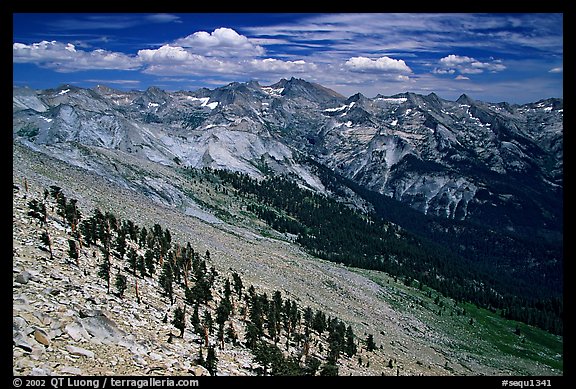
159;261;174;304
366;333;377;352
345;324;357;357
206;346;218;376
39;231;54;260
190;303;202;337
67;239;79;265
172;306;186;338
115;272;127;298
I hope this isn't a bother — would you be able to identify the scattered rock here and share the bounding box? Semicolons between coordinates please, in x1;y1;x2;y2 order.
49;328;63;339
31;345;45;359
65;345;95;358
191;365;211;376
15;271;32;284
79;309;105;319
30;366;50;376
43;287;61;296
14;332;33;352
50;319;64;330
65;321;89;342
15;358;34;370
50;270;68;281
34;328;51;346
60;366;84;375
14;348;25;359
80;313;125;345
13;295;30;306
133;354;148;367
146;366;165;374
13;316;29;332
34;311;53;326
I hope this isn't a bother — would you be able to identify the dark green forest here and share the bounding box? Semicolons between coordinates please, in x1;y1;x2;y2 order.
201;167;562;336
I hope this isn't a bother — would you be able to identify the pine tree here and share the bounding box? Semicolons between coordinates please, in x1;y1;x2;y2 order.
124;219;138;242
172;306;186;338
366;334;376;352
137;254;147;277
226;322;238;345
206;346;218;376
98;246;111;294
114;229;127;260
143;248;156;276
203;310;213;335
67;239;79;265
303;306;313;330
245;322;260;350
345;325;357;357
127;247;138;276
267;303;278;342
27;199;47;226
217;323;225;349
159;261;174;304
232;272;243;298
190;304;202;336
223;278;232;301
138;226;148;249
80;217;96;246
196;347;205;366
192;276;212;305
65;198;81;235
216;298;232;327
312;309;326;334
304;356;321;376
115;272;127;298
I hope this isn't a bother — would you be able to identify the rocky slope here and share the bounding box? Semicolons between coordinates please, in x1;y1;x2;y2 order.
12;144;562;376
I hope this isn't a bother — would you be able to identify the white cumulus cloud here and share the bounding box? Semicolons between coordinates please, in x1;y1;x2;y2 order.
138;45;193;64
344;56;412;74
548;67;563;73
249;58;316;73
174;27;265;57
138;44;244;76
437;54;506;75
13;40;139;72
439;54;474;67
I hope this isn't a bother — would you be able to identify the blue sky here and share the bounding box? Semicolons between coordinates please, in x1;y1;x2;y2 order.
13;13;563;103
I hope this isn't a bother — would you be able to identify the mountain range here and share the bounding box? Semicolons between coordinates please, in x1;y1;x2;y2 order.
13;78;563;241
12;78;564;376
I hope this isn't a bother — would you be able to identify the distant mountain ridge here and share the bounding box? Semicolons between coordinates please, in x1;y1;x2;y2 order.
13;78;563;243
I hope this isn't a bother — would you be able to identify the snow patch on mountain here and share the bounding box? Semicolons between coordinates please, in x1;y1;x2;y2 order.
376;97;407;104
261;87;284;97
188;96;219;109
324;102;355;113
